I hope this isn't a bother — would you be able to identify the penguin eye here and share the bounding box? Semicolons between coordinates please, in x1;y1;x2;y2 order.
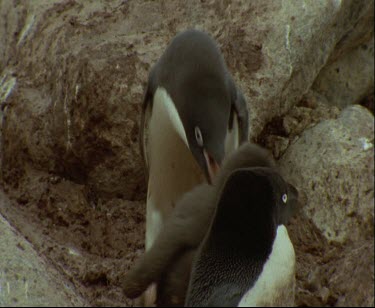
282;194;288;204
195;126;204;147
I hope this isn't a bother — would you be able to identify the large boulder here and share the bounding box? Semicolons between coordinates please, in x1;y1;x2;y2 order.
217;0;374;137
1;1;150;200
312;0;374;106
312;36;374;109
279;105;374;243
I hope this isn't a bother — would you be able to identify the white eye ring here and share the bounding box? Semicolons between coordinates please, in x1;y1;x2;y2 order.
282;194;288;204
195;126;204;147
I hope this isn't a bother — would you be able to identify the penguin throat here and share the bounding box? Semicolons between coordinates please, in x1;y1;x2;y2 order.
153;87;189;149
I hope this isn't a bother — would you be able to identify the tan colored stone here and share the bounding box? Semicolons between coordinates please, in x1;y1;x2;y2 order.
280;105;374;243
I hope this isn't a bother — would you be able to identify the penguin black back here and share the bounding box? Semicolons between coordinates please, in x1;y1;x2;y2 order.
185;167;297;307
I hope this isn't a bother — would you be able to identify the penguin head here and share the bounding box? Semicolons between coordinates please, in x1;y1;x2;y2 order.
187;124;223;185
181;91;231;184
211;167;298;246
150;28;247;185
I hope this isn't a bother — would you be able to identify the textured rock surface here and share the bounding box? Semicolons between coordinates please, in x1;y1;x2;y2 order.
1;0;148;201
280;105;374;243
1;0;374;202
0;0;374;306
331;239;374;307
0;196;86;307
257;90;342;159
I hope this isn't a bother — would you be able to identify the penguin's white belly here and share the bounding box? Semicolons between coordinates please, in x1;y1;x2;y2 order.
145;87;205;250
238;225;296;307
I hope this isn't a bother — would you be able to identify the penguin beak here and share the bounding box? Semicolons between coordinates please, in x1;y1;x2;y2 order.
203;149;220;184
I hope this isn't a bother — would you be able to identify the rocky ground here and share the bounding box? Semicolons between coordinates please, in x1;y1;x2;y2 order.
0;0;374;307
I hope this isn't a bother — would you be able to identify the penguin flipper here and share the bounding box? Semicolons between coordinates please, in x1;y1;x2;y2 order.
139;65;158;183
233;87;249;144
140;89;151;183
227;75;249;144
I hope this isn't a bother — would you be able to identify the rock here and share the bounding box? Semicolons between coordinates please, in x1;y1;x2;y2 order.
1;0;374;201
323;3;374;64
1;1;149;200
279;105;374;243
265;135;289;159
313;36;374;108
256;90;341;157
0;209;86;306
230;0;374;138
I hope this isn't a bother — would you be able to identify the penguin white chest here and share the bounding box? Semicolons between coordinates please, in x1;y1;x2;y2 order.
145;87;205;250
238;225;296;307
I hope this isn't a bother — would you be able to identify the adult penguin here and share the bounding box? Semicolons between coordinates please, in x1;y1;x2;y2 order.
141;29;249;251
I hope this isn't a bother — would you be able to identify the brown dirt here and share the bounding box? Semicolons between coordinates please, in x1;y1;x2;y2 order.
0;167;145;306
1;170;373;307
